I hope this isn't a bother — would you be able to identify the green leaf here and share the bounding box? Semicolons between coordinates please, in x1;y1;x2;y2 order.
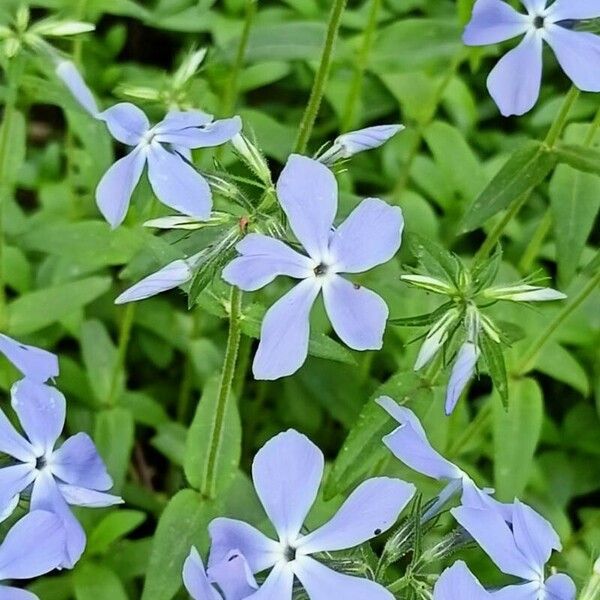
471;245;502;293
406;232;462;285
184;376;241;496
479;334;508;408
493;377;543;500
142;490;216;600
389;301;454;327
554;143;600;176
73;562;127;600
87;510;146;555
7;276;111;335
461;141;557;232
0;109;25;186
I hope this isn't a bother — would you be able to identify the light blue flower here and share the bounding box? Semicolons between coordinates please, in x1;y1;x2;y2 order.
463;0;600;116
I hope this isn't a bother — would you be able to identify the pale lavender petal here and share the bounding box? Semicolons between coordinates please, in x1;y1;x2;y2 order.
155;116;242;148
297;478;414;554
376;397;428;437
445;342;480;415
0;587;39;600
57;484;122;507
544;574;576;600
11;380;65;455
451;506;535;580
208;518;282;574
487;31;543;116
0;334;59;383
0;465;36;515
433;561;491;600
461;480;514;522
183;547;222;600
253;278;320;380
0;409;35;462
252;430;324;542
222;234;313;292
293;556;394;600
50;433;113;491
55;60;99;116
463;0;529;45
491;582;540;600
544;26;600;92
520;0;546;13
246;562;294;600
276;155;337;261
96;148;146;229
98;103;149;145
511;500;561;570
208;550;258;600
115;259;193;304
146;143;212;219
319;125;404;164
154;110;214;133
0;511;66;580
322;275;388;351
547;0;600;20
328;198;404;273
0;495;19;524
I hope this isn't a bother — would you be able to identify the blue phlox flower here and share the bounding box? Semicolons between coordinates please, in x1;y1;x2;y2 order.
0;510;67;600
0;334;59;384
208;429;415;600
222;154;404;380
463;0;600;116
0;379;122;568
183;547;257;600
452;502;576;600
55;60;242;228
433;561;492;600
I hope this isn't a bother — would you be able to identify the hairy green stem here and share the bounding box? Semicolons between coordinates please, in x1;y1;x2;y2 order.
294;0;348;154
107;303;136;406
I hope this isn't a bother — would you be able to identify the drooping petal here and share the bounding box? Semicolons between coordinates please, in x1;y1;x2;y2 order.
322;275;388;351
445;342;480;415
463;0;530;46
115;259;193;304
433;561;492;600
544;573;577;600
0;511;66;580
222;234;314;292
97;103;150;145
544;26;600;92
183;548;222;600
0;334;59;383
246;562;294;600
11;380;65;455
276;155;338;261
252;430;324;542
146;143;212;219
0;409;35;462
57;484;122;507
0;465;36;515
328;198;403;273
96;148;146;229
491;582;540;600
297;478;415;554
208;550;258;600
155;116;242;148
451;506;535;580
55;60;99;116
487;30;543;116
546;0;600;21
208;518;282;575
253;279;321;380
0;587;39;600
50;433;113;491
293;556;394;600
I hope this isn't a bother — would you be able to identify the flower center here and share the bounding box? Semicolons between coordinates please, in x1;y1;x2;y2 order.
283;545;297;562
314;263;328;277
533;15;545;29
35;455;47;470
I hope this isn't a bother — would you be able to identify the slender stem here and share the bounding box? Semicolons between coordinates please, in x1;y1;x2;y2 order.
544;86;580;146
294;0;348;154
203;286;243;498
518;210;552;273
107;303;136;406
340;0;380;132
515;269;600;376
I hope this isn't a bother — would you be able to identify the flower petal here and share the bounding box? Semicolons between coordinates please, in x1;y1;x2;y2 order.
98;103;149;145
0;587;39;600
0;511;66;580
276;155;337;261
445;342;480;415
293;556;393;600
451;506;535;580
544;573;576;600
50;433;113;491
463;0;529;46
57;484;123;507
547;0;600;21
297;478;414;554
146;143;212;219
155;116;242;148
0;408;35;462
322;275;388;351
0;465;36;516
222;234;314;292
154;110;214;132
0;334;59;383
96;148;146;228
252;430;324;542
0;495;19;524
544;26;600;92
208;549;258;600
246;562;294;600
253;278;320;380
491;582;540;600
115;259;193;304
183;547;222;600
11;380;65;455
55;60;99;116
487;31;543;116
433;561;491;600
520;0;547;13
208;518;282;574
328;198;403;273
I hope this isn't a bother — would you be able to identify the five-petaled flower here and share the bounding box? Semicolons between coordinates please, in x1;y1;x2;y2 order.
223;154;404;380
463;0;600;116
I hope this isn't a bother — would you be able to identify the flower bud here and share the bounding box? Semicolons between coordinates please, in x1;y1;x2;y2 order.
231;133;272;185
482;284;567;302
401;274;455;295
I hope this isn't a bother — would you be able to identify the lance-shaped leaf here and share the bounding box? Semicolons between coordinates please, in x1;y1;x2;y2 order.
553;143;600;177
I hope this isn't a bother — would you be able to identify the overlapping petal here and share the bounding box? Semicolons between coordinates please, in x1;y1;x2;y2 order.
463;0;529;46
0;409;34;462
445;342;480;415
433;561;491;600
547;0;600;21
0;465;37;515
98;103;150;145
0;334;59;383
544;573;577;600
155;116;242;148
208;550;258;600
55;60;99;116
247;563;294;599
491;582;540;600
